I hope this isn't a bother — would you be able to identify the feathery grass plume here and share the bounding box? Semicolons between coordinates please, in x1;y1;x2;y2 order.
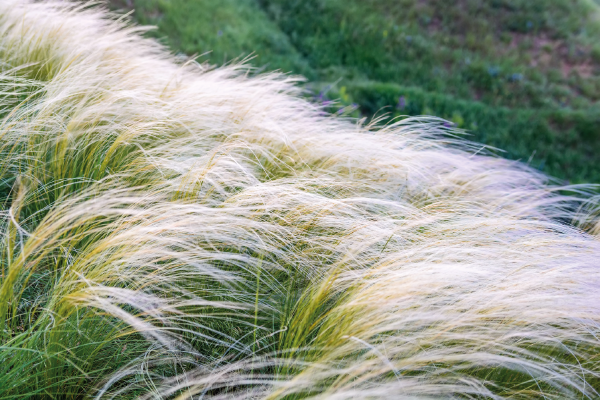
0;1;599;398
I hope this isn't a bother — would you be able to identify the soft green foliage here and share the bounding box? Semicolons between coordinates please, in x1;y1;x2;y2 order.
119;0;313;77
261;0;600;108
111;0;600;183
325;81;600;181
1;2;600;399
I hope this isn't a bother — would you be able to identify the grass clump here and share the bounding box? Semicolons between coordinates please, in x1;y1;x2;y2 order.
1;1;600;399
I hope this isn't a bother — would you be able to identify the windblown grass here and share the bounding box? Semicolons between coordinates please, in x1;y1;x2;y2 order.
0;1;599;399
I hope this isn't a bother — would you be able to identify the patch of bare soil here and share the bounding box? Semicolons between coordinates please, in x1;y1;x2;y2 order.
507;33;595;78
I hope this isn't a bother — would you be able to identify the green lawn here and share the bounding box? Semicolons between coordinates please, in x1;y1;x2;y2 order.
111;0;313;76
109;0;600;183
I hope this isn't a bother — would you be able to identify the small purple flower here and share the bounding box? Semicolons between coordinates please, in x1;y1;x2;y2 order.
443;121;454;128
487;66;500;77
217;30;223;37
508;73;523;82
397;96;406;110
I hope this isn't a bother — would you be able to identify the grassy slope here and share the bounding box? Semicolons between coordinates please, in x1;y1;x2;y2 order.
110;0;600;183
113;0;313;77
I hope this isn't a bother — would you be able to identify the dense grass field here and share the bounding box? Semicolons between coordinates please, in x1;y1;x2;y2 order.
110;0;600;183
1;1;600;399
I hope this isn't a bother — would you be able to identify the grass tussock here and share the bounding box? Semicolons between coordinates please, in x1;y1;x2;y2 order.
0;1;599;399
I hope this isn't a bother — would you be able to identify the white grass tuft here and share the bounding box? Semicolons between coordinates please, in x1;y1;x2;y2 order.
0;1;598;399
